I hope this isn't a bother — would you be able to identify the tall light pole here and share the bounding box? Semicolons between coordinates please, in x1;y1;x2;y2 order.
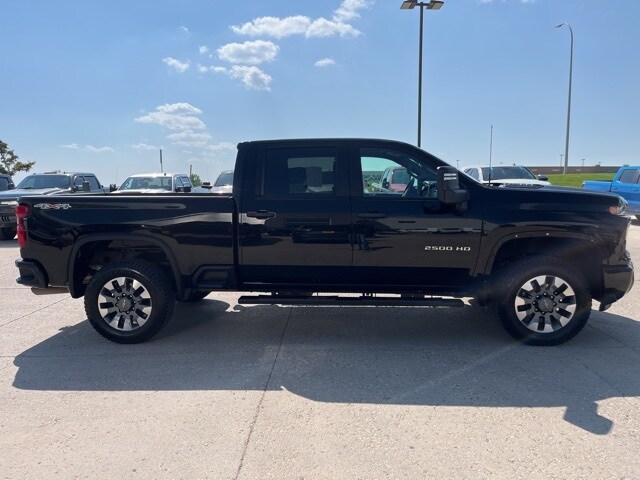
556;22;573;174
401;0;444;148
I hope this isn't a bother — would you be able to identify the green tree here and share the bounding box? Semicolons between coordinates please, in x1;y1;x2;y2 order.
0;140;35;176
189;172;202;187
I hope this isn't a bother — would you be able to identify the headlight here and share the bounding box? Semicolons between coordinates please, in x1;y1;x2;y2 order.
609;197;628;216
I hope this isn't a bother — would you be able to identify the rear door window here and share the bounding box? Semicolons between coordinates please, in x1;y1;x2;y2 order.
262;147;337;196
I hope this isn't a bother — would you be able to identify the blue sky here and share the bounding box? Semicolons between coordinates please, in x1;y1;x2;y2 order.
1;0;639;185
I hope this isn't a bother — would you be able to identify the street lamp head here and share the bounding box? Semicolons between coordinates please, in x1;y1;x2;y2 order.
555;23;567;29
400;0;444;9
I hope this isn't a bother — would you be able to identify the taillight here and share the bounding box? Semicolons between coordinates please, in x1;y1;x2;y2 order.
15;204;30;248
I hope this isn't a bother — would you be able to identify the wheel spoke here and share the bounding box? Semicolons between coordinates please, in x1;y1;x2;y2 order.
553;283;568;296
531;279;542;293
544;276;556;290
522;312;536;326
111;280;123;293
536;316;546;331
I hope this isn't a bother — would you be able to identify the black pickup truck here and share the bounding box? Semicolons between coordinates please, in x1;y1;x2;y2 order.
14;139;634;345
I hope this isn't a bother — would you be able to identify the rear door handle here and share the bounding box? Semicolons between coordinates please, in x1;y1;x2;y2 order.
358;212;387;219
246;211;276;219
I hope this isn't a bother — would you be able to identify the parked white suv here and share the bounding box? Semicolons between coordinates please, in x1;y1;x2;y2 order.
462;165;551;187
115;173;193;193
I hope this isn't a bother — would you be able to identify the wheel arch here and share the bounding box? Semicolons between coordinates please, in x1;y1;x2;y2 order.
68;234;182;298
480;232;606;298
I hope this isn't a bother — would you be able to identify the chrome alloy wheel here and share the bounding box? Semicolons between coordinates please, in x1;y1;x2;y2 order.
98;277;153;331
514;275;577;334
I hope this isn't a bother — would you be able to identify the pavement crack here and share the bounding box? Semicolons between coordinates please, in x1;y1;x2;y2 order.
0;296;70;328
234;306;292;480
588;323;640;354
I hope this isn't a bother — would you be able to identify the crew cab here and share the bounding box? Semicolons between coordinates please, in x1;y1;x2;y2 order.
14;139;634;346
583;166;640;220
0;171;105;240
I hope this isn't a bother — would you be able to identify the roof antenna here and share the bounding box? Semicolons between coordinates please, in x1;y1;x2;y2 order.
488;125;493;185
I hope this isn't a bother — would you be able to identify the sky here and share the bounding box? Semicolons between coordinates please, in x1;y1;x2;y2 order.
1;0;639;186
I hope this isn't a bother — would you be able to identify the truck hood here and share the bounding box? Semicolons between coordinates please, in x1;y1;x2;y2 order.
0;187;66;201
483;183;624;213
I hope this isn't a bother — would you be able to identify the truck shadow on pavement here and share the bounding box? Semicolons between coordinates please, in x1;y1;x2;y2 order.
13;299;640;436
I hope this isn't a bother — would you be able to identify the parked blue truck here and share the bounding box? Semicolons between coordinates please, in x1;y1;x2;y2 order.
583;166;640;220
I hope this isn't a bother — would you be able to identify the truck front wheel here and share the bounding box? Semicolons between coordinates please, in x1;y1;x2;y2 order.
493;255;591;346
84;260;175;343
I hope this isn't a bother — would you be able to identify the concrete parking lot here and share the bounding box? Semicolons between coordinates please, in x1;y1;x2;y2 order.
1;220;639;479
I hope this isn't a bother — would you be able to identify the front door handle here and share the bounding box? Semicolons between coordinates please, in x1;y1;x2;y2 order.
358;212;387;219
246;210;276;219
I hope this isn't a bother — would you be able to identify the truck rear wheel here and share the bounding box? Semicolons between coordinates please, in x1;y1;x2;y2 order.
0;227;16;240
493;255;591;346
84;260;175;343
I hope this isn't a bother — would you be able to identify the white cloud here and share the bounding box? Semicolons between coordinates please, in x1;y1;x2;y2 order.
217;40;279;65
206;142;236;152
231;16;311;38
132;143;157;150
167;130;212;147
228;66;272;91
230;0;372;39
85;145;115;153
307;18;361;38
334;0;371;22
199;45;209;54
315;58;336;67
163;57;190;72
135;103;206;131
479;0;535;3
62;143;113;152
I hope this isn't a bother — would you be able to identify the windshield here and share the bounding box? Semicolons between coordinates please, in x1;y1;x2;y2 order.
214;172;234;186
119;176;172;191
481;166;536;181
17;175;70;190
0;177;10;191
391;168;410;184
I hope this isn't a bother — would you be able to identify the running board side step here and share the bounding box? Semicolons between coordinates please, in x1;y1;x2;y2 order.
237;295;465;307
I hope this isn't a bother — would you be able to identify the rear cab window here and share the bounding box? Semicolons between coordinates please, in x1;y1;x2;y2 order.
617;169;639;184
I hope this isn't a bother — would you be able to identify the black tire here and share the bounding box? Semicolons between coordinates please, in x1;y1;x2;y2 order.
177;291;210;303
0;227;17;240
84;260;175;344
492;255;591;346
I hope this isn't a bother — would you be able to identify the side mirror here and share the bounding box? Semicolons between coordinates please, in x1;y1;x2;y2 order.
537;174;549;181
109;184;117;192
82;181;91;192
437;166;469;205
201;182;212;190
382;179;390;189
183;185;192;193
8;183;15;190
